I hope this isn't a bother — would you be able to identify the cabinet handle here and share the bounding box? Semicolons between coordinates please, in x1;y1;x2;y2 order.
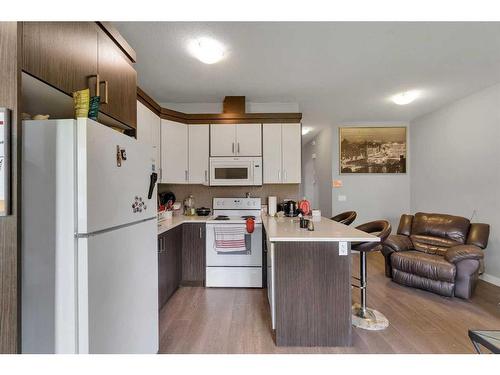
204;170;208;182
99;80;109;104
199;227;202;239
232;142;235;154
283;170;287;181
185;170;188;181
93;74;100;97
237;142;240;154
278;170;281;181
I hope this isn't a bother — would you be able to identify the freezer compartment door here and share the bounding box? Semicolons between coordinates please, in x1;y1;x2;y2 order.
77;219;158;353
77;119;156;234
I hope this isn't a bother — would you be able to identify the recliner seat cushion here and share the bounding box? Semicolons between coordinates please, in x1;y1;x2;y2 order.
410;234;462;256
392;269;455;297
411;213;470;244
391;251;456;283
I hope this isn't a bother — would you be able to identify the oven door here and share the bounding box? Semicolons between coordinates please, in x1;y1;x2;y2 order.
206;223;262;267
209;157;255;186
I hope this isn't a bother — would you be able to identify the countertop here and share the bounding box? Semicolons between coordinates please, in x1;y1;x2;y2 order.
262;215;380;242
158;214;379;243
158;215;211;235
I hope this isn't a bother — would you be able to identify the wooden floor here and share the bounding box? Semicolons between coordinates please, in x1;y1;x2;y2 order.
159;252;500;354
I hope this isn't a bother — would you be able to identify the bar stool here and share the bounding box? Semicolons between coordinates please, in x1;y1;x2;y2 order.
351;220;391;330
331;211;357;226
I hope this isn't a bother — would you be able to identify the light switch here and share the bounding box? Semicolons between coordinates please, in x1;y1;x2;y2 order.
338;195;347;202
339;241;348;256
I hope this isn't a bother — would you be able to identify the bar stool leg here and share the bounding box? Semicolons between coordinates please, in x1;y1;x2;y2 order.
352;251;389;330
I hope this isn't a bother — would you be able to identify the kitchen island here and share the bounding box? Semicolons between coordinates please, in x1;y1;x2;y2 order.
262;215;379;347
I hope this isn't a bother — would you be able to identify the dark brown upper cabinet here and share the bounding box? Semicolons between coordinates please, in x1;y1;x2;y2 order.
23;22;98;96
22;22;137;130
97;28;137;129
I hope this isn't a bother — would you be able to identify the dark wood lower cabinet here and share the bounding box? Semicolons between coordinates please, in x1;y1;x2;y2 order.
181;223;206;285
158;225;182;310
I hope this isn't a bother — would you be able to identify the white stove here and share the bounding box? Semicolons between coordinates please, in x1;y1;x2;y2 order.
205;198;263;288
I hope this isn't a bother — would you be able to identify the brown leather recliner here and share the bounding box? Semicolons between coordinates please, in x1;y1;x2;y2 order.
381;213;490;299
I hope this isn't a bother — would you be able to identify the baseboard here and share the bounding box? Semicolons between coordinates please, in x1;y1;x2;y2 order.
480;273;500;287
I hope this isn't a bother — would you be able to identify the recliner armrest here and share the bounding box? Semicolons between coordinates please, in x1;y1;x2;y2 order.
381;234;413;257
444;244;484;264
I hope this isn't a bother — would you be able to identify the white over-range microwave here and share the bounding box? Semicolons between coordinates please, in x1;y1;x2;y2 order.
209;157;262;186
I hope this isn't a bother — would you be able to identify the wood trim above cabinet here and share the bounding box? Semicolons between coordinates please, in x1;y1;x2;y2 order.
137;87;302;125
96;22;136;63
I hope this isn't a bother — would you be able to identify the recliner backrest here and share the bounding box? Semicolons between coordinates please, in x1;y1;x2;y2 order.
411;212;470;243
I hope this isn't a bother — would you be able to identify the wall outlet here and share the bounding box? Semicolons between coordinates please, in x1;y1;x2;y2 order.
339;241;348;256
338;195;347;202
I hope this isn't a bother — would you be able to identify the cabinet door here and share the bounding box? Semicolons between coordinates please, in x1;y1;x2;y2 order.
23;22;98;95
97;29;137;129
161;120;188;183
210;124;236;156
236;124;262;156
281;123;302;183
182;224;206;284
263;124;282;183
137;101;161;175
188;125;209;184
137;101;152;143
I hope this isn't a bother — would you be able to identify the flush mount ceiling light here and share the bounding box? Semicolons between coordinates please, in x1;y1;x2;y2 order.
187;37;226;64
391;90;420;105
302;127;312;136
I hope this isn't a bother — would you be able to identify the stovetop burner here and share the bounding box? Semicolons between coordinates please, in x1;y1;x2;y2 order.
241;215;256;220
214;215;230;221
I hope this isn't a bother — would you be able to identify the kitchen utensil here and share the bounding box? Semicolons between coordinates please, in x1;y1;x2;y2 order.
246;217;255;233
195;207;211;216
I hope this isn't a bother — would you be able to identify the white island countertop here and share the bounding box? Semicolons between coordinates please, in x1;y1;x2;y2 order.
262;215;380;242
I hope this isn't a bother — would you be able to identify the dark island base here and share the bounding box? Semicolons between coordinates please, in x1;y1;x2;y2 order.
274;241;352;347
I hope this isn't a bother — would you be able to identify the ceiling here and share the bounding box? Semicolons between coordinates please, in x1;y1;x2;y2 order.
115;22;500;139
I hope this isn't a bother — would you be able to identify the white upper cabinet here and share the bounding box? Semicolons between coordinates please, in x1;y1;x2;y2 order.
262;123;301;184
236;124;262;156
210;124;236;156
262;124;282;183
281;123;302;183
188;124;209;184
137;101;161;176
161;119;188;183
210;123;262;157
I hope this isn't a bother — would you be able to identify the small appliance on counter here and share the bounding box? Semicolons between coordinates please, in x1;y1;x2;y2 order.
183;195;196;216
283;200;299;217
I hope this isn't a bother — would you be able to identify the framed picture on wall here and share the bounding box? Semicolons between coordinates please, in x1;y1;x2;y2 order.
339;126;407;174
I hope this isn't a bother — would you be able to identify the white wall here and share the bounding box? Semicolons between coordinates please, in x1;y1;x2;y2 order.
303;128;334;217
410;83;500;284
301;139;319;211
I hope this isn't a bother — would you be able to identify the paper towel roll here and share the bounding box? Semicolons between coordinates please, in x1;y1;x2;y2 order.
268;196;277;216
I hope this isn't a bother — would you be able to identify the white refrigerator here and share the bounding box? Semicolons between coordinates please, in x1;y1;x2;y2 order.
22;118;159;354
